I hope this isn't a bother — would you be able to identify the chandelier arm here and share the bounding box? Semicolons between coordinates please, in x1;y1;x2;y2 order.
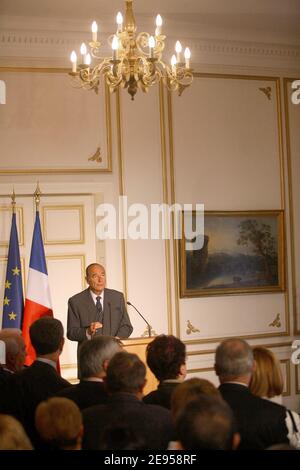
68;0;193;99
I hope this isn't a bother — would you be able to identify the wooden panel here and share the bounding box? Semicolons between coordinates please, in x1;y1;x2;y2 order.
122;337;159;395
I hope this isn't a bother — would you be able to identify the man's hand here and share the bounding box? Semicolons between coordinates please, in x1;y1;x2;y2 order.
87;322;103;336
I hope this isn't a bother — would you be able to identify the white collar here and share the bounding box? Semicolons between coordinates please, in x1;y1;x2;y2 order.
90;289;105;304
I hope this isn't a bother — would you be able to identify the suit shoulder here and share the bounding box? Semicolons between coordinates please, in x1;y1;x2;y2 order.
105;288;124;298
68;289;89;303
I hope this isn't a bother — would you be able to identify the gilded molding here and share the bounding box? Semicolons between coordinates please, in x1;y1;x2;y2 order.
283;77;299;335
259;86;272;100
0;206;24;246
186;320;200;335
0;67;113;174
159;82;173;335
168;73;290;345
269;313;281;328
46;254;86;290
42;205;85;245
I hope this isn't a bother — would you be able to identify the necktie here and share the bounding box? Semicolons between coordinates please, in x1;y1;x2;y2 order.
96;296;103;323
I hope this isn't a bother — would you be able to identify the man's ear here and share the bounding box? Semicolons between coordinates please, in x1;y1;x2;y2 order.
139;378;147;394
59;337;65;353
103;359;109;372
179;363;187;379
174;441;183;450
232;432;241;450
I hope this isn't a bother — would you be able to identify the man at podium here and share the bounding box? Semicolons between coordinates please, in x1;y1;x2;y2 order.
67;263;133;356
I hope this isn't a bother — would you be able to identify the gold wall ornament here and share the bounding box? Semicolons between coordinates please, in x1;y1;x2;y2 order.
69;0;193;101
259;86;272;100
88;147;102;163
141;325;157;337
186;320;200;335
269;313;281;328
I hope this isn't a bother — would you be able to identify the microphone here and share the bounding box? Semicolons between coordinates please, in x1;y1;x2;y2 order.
127;301;152;337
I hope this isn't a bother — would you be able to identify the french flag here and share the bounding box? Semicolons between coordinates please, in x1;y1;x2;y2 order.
22;211;53;366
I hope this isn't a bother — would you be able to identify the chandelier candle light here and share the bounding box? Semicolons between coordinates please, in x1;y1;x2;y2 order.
69;0;193;100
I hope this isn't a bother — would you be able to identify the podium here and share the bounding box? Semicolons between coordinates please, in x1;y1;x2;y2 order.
121;337;158;395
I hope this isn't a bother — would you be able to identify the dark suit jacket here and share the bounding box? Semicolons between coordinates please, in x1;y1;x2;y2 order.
16;360;70;445
0;368;24;419
55;380;108;410
143;381;180;409
219;382;288;449
82;392;174;450
67;288;133;347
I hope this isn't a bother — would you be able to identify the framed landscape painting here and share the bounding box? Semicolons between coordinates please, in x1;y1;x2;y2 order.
180;210;285;298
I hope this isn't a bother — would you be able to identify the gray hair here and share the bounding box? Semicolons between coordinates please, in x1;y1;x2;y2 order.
79;336;122;379
215;338;254;378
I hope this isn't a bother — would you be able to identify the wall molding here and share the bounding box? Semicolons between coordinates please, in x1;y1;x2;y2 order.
1;31;300;70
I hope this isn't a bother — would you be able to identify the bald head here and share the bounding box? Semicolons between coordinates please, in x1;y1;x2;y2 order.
0;329;26;372
85;263;106;295
215;338;254;383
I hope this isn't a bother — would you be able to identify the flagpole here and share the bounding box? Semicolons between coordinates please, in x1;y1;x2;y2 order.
11;188;16;214
34;182;42;211
2;189;24;329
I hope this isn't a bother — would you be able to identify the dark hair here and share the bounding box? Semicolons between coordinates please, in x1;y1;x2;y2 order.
106;352;146;393
98;425;147;450
146;335;186;381
176;395;236;450
29;317;64;355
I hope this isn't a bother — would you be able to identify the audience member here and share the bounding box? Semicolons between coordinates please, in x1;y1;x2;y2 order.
250;346;300;448
35;397;83;450
56;336;122;409
250;347;283;403
0;414;33;450
98;423;147;450
0;328;26;372
16;317;70;446
171;377;221;420
143;335;186;409
175;394;240;450
83;351;173;450
0;337;24;418
215;338;289;449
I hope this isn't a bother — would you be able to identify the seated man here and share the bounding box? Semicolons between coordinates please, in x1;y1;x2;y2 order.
0;328;26;373
82;352;174;450
56;336;122;409
215;337;289;449
16;317;70;446
143;335;186;409
175;394;240;450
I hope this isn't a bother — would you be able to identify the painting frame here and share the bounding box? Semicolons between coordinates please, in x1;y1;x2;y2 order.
179;210;285;298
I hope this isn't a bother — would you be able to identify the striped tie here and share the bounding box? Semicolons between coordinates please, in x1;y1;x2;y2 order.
96;296;103;323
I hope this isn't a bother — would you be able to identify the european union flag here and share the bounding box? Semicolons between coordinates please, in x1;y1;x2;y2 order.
2;212;24;328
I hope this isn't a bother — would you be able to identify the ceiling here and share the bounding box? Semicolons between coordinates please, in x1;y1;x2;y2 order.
1;0;300;44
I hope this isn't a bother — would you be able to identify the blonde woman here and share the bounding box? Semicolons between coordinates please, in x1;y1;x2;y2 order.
250;347;300;448
0;415;33;450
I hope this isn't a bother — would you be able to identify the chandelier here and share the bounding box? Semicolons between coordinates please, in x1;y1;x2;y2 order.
69;0;193;100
